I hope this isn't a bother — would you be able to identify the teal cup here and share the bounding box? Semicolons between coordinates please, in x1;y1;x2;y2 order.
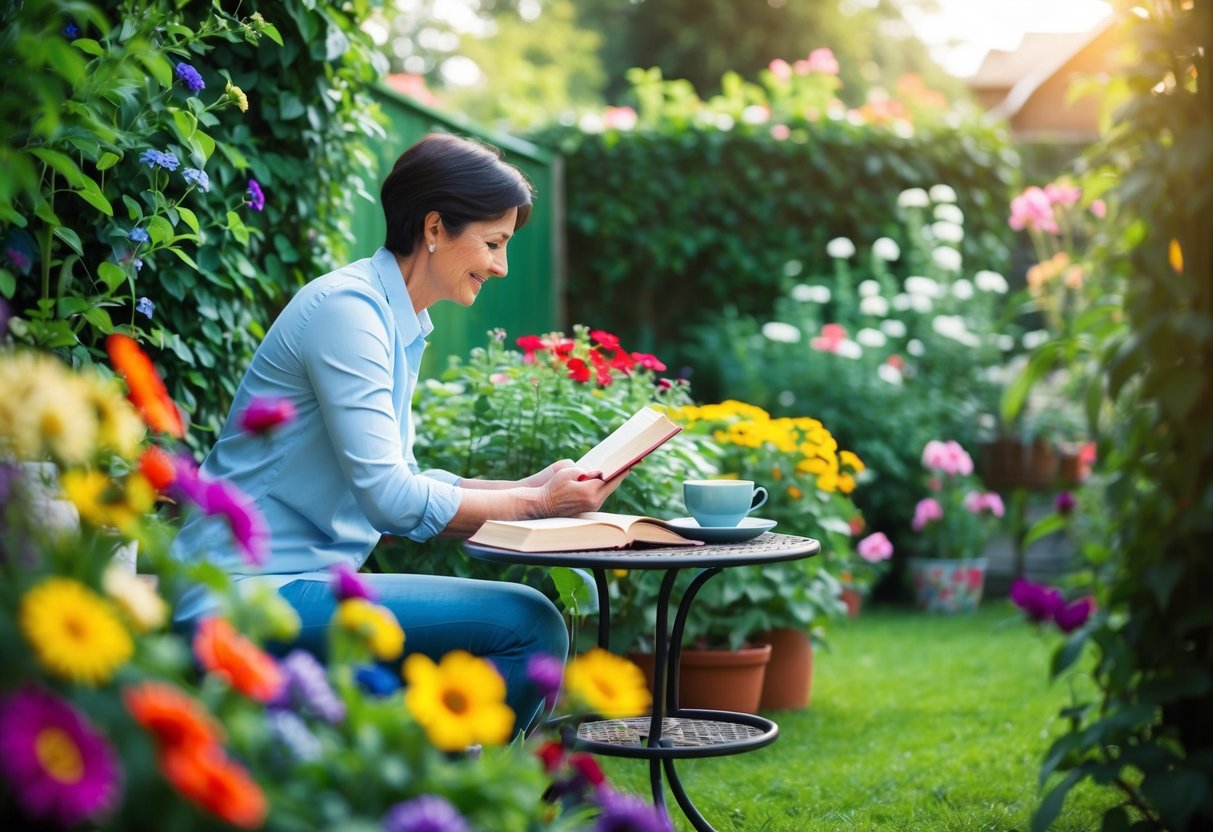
683;479;769;528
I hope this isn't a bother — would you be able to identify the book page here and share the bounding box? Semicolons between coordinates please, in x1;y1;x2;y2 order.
576;408;673;478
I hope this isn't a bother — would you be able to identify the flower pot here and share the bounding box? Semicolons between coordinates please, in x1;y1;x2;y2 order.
628;642;773;714
755;627;813;711
840;587;863;618
908;557;987;613
978;437;1059;490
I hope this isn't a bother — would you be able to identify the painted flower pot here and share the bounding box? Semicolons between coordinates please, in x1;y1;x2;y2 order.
908;557;987;613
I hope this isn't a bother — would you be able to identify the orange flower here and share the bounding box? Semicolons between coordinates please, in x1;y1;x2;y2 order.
106;334;185;438
124;681;224;751
193;618;283;702
1170;238;1184;272
160;745;267;830
138;445;177;491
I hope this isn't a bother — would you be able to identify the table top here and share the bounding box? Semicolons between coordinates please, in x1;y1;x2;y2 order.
462;531;820;570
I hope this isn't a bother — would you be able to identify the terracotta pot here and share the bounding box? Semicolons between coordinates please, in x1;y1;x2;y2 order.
628;642;773;714
978;437;1059;490
755;627;813;711
840;587;863;618
908;557;987;613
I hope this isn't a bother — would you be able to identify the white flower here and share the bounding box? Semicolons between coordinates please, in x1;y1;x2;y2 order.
714;113;735;131
897;188;929;208
907;338;925;356
578;112;605;133
932;315;980;347
891;120;914;140
880;318;907;338
878;362;904;385
826;237;856;259
997;334;1016;351
905;276;940;297
783;259;804;278
1022;329;1051;350
975;270;1009;294
929;184;957;203
808;285;832;303
930;221;964;244
910;293;934;313
762;321;802;343
872;237;901;261
856;327;887;348
934;204;964;225
892;293;912;311
834;339;863;359
777;390;796;408
791;283;814;302
424;379;465;394
859;296;889;317
858;279;882;297
741;104;770;124
931;246;963;272
951;278;974;300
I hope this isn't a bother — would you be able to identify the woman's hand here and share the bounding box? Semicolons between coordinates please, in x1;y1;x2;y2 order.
535;466;628;517
518;459;575;488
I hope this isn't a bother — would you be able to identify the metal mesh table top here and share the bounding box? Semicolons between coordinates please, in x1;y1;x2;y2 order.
463;532;819;569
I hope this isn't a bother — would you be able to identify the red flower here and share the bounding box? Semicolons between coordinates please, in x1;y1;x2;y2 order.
516;335;546;363
139;446;177;491
193;618;283;702
106;334;185;438
631;352;666;372
536;740;564;773
238;396;296;435
609;349;635;375
566;358;591;383
567;753;605;786
124;681;224;751
590;329;621;350
589;349;613;386
546;335;576;356
848;515;865;536
159;745;267;830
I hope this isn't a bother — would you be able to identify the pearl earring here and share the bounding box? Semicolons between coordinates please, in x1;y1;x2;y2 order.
428;243;435;253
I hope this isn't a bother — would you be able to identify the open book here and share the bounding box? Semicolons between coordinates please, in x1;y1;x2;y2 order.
467;512;702;552
576;407;682;482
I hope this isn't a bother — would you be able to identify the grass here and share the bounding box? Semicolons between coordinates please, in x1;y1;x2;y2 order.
597;601;1125;831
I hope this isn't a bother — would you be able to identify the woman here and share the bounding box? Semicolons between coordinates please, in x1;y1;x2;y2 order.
172;133;624;731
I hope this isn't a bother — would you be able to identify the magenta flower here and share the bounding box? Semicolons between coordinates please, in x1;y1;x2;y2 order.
201;478;269;566
911;497;943;531
1054;597;1096;633
526;653;564;708
0;687;122;827
239;395;296;435
330;562;377;602
1010;579;1064;623
1055;491;1076;516
857;532;893;563
246;178;266;212
383;794;471;832
594;790;674;832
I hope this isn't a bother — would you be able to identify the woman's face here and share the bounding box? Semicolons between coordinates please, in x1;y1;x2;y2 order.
430;208;518;307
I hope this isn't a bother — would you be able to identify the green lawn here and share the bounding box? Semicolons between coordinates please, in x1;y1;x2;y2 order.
598;602;1125;831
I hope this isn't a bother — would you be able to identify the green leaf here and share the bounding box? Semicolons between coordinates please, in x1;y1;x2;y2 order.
0;269;14;299
1051;629;1090;677
96;151;121;171
262;23;284;46
550;567;598;616
147;215;174;245
177;206;200;235
1032;770;1083;832
72;38;105;57
225;211;250;246
1023;514;1067;548
29;148;86;188
98;262;127;291
140;51;174;89
192;130;216;160
75;181;113;215
81;306;115;332
172;110;198;142
52;226;84;257
166;246;200;270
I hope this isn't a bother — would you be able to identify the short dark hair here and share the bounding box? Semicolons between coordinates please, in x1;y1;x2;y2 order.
380;133;535;255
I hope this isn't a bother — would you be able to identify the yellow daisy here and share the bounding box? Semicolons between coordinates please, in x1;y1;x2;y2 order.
333;599;405;660
403;650;514;751
20;578;134;685
564;648;651;719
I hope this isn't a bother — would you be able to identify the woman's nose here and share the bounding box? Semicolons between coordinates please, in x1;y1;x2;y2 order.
490;252;508;277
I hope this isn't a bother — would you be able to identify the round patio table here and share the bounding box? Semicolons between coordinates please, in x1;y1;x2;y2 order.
463;531;821;832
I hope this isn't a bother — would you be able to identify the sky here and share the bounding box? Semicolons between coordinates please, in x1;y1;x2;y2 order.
902;0;1114;77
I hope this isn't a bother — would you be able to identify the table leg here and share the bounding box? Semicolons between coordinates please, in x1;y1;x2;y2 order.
592;568;611;649
664;757;717;832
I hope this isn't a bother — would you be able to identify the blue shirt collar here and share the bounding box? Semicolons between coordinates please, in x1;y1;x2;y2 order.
371;246;434;342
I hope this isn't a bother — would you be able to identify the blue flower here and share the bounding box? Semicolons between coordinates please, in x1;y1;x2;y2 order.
246;178;265;212
383;795;470;832
135;297;155;319
182;168;210;192
128;227;149;244
139;149;180;171
174;62;205;93
354;664;401;698
62;21;80;39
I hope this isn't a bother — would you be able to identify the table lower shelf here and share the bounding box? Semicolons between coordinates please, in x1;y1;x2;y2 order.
575;709;779;759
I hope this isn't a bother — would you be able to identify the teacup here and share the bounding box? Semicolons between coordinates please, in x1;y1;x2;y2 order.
683;479;768;528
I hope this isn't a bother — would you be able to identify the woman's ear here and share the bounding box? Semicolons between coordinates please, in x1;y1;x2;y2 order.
423;210;443;251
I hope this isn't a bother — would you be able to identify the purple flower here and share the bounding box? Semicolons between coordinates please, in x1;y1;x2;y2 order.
5;246;31;273
594;790;673;832
1055;491;1076;516
330;562;377;602
239;395;296;435
175;62;205;93
527;653;564;708
0;687;122;827
1010;579;1065;623
246;178;266;212
276;650;346;723
1054;597;1095;633
182;167;210;192
355;664;402;697
266;709;322;761
139;149;180;171
128;227;150;244
199;478;269;566
0;298;9;340
383;795;471;832
135;297;155;319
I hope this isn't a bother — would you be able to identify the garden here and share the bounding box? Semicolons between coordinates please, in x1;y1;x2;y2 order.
2;1;1211;830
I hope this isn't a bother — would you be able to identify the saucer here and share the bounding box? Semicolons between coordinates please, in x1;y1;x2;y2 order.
666;516;778;543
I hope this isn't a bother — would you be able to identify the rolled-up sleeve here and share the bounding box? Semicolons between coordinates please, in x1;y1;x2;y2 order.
298;286;461;541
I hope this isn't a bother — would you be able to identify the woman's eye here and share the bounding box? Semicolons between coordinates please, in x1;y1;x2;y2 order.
487;242;500;250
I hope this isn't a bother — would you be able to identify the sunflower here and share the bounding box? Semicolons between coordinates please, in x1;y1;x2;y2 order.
333;598;405;660
19;578;133;685
403;650;514;751
564;648;651;719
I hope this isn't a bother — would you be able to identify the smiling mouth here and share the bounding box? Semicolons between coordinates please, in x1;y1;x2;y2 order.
471;274;486;287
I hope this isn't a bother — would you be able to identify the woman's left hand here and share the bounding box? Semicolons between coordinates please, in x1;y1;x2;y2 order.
519;459;575;488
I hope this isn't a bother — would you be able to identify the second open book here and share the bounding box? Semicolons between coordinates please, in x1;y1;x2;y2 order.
467;512;702;552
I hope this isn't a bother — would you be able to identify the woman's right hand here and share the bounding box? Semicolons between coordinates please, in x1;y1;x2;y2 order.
536;466;628;517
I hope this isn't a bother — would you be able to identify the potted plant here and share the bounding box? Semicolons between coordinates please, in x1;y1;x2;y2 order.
906;439;1006;612
838;529;895;616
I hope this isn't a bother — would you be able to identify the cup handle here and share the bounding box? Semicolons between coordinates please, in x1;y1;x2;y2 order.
749;486;768;515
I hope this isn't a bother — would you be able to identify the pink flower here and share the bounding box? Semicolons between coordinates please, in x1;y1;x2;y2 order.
911;498;943;531
768;58;793;80
1009;186;1059;234
330;562;377;602
770;124;791;141
802;47;840;76
239;395;296;435
921;440;973;476
631;352;667;372
811;322;848;352
963;490;1005;517
602;106;638;130
489;372;509;384
857;532;893;563
1044;182;1082;207
1090;199;1107;219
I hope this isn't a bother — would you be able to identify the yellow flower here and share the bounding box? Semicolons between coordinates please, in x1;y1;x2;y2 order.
403;651;514;751
60;470;154;534
333;599;404;660
29;374;99;466
79;373;145;459
838;472;856;494
1170;238;1184;272
226;81;249;113
564;648;651;719
839;450;865;473
103;565;167;633
20;577;134;685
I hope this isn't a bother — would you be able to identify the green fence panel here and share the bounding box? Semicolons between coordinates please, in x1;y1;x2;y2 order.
350;86;563;379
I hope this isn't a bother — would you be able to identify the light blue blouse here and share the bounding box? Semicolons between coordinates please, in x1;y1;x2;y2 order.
171;247;463;597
